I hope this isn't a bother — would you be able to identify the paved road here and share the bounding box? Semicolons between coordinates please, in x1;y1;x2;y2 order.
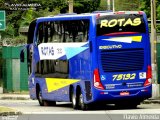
1;100;160;114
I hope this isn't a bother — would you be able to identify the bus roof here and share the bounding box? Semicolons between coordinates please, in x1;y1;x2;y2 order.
37;13;95;20
35;11;145;22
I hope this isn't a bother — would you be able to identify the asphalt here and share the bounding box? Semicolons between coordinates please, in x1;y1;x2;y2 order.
0;94;27;115
0;93;160;104
0;94;159;115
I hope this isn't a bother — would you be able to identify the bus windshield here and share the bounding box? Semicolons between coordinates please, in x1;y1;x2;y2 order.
96;14;146;36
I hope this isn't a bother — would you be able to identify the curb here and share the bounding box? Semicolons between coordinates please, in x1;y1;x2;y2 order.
0;106;23;116
0;96;30;100
0;94;30;100
143;99;160;104
0;111;22;116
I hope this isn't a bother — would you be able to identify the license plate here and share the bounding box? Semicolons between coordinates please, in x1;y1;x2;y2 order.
120;91;129;96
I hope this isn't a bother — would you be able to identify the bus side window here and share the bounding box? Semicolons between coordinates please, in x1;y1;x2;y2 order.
65;20;89;43
44;23;48;43
36;22;50;45
48;20;89;43
27;20;36;75
36;22;43;45
44;22;50;43
49;21;62;43
28;20;36;44
82;20;89;42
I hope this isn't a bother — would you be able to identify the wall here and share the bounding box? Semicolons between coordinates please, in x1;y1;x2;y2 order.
2;46;28;92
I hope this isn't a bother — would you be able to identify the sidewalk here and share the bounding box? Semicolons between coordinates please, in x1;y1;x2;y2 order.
0;94;30;100
0;94;27;115
143;98;160;104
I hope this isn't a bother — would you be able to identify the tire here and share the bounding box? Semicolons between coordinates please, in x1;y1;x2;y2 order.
71;89;79;109
37;89;56;106
78;91;88;110
37;89;45;106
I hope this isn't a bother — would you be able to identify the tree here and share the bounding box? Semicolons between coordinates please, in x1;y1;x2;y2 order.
139;0;151;19
67;0;101;13
139;0;160;20
115;0;140;11
157;0;160;20
0;0;101;41
97;0;108;11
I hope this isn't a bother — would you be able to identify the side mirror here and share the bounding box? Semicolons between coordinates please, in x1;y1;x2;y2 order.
20;50;25;62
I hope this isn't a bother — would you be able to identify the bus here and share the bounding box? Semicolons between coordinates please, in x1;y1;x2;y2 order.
20;11;152;110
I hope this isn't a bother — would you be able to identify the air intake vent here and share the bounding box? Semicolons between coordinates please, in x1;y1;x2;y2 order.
100;48;144;72
85;81;92;101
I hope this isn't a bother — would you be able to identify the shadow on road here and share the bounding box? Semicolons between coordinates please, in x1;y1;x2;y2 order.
36;102;143;111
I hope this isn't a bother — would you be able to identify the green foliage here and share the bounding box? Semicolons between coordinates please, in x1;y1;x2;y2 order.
0;80;3;87
115;0;140;11
12;35;27;45
98;0;108;11
73;0;101;13
157;4;160;20
139;0;160;20
0;0;100;45
157;24;160;33
139;0;151;19
21;9;34;26
158;2;160;33
2;24;15;37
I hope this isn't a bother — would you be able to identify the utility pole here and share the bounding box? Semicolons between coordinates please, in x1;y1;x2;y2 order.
107;0;111;10
107;0;115;11
112;0;115;12
68;0;73;13
151;0;159;98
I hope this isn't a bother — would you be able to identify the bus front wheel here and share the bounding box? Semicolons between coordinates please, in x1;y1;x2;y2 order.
37;89;56;106
37;89;45;106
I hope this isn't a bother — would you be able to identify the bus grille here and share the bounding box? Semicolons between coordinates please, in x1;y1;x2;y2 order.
100;48;144;72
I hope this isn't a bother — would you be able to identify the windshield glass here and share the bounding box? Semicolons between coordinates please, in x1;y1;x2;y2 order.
96;14;146;36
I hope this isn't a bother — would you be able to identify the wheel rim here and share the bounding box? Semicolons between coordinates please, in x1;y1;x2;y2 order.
80;94;83;105
79;93;84;109
72;94;76;106
39;91;43;104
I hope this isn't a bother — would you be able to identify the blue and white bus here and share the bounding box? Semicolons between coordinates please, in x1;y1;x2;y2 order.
20;11;152;110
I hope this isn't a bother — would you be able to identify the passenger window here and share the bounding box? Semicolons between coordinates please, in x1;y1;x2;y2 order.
36;19;90;44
